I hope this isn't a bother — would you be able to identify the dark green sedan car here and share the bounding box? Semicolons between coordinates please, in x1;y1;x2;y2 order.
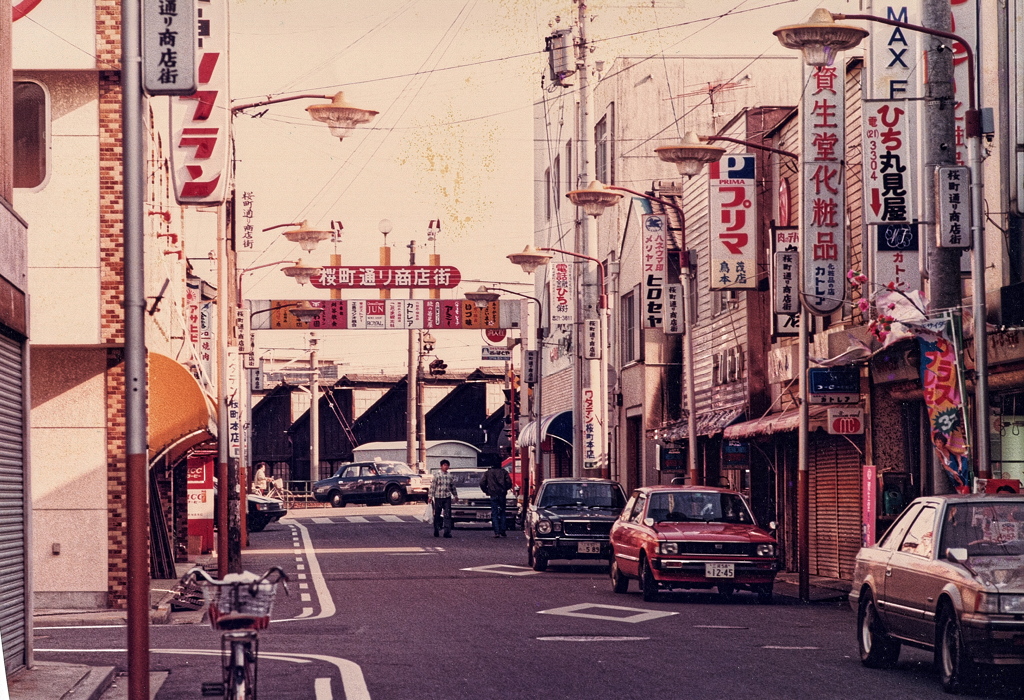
312;460;430;507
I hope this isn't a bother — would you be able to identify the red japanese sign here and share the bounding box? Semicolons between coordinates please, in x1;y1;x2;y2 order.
171;0;229;204
708;154;757;290
311;266;461;289
801;64;846;315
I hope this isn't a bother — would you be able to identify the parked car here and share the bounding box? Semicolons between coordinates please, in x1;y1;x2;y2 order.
247;493;286;532
312;460;429;507
609;486;779;603
430;467;519;528
525;478;627;572
849;493;1024;693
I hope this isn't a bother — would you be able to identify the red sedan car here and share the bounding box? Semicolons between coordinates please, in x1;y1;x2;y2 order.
609;486;779;603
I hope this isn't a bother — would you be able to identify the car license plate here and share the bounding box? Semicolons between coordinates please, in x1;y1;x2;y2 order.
577;542;601;554
475;512;490;520
705;563;734;578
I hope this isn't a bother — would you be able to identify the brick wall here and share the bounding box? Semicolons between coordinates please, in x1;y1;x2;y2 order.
540;367;573;416
97;1;128;607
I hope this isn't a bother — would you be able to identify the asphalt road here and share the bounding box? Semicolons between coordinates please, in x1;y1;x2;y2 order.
35;504;1024;699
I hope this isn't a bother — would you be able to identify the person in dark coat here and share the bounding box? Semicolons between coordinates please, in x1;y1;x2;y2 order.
479;464;514;537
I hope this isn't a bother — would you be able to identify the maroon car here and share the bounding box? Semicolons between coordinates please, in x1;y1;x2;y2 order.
609;486;779;603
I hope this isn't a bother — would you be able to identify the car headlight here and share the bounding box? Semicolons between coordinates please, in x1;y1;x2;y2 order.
659;542;678;555
999;594;1024;614
536;520;553;535
315;486;329;493
756;543;775;557
409;477;422;486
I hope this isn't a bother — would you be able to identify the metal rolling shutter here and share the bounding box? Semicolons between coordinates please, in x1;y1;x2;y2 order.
809;434;862;580
0;334;25;673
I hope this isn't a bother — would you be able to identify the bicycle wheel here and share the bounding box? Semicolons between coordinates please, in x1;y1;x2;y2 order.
227;638;254;700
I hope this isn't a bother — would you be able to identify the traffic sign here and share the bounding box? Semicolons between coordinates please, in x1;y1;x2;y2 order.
482;346;512;361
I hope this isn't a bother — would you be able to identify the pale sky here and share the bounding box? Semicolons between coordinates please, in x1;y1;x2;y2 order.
182;0;840;373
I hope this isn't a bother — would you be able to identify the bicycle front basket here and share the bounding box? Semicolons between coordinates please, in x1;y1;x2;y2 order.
204;576;280;630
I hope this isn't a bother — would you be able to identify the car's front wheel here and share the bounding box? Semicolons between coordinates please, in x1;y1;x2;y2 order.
385;486;406;506
939;607;977;694
858;592;901;668
531;544;548;572
247;515;269;533
610;556;629;594
639;556;659;602
329;491;344;508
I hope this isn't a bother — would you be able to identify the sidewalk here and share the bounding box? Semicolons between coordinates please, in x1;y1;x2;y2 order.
10;562;208;700
774;571;852;603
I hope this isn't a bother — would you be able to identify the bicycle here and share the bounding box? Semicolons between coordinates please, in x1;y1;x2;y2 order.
181;566;289;700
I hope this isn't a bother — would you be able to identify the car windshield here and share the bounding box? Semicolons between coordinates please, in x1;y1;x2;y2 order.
941;501;1024;557
646;491;754;524
430;470;485;488
375;463;414;476
539;483;625;509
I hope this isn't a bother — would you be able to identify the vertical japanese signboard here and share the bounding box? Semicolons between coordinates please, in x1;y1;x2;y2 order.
582;389;599;470
584;319;600;359
801;63;846;314
950;0;978;167
936;166;972;248
665;283;683;335
227;347;241;459
642;214;667;327
171;0;230;204
865;2;922;293
143;0;196;95
550;262;574;326
771;225;800;335
708;154;757;290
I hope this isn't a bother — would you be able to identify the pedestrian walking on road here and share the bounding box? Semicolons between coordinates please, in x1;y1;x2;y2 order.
429;459;458;538
479;464;513;537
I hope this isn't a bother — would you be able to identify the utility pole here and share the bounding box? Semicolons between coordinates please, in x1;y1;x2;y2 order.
309;333;319;481
406;239;417;469
922;0;963;492
575;0;604;476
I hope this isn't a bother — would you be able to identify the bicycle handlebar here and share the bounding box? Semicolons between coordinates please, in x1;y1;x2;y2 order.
181;566;290;597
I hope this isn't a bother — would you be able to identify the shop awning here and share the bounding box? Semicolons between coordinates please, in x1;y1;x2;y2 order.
651;407;744;442
518;411;573;448
149;353;216;463
722;406;829;440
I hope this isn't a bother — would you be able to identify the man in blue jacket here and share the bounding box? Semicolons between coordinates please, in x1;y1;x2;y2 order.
479;464;513;537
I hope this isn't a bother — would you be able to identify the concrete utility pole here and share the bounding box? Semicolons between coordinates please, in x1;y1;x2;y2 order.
121;0;150;696
574;0;604;476
406;239;417;469
922;0;961;314
309;333;320;481
922;0;965;492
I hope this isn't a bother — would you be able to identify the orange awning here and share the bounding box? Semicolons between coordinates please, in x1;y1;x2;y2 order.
149;353;216;462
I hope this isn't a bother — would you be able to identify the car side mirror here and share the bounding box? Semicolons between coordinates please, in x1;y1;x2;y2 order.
644;517;655;527
768;521;777;531
946;547;968;563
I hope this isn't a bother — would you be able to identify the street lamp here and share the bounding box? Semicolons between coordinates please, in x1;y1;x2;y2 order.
466;285;500;308
773;7;990;601
465;286;544;504
305;92;380;141
281;259;323;286
509;245;610;477
566;179;702;486
262;220;333;253
773;8;869;67
654;131;727;178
